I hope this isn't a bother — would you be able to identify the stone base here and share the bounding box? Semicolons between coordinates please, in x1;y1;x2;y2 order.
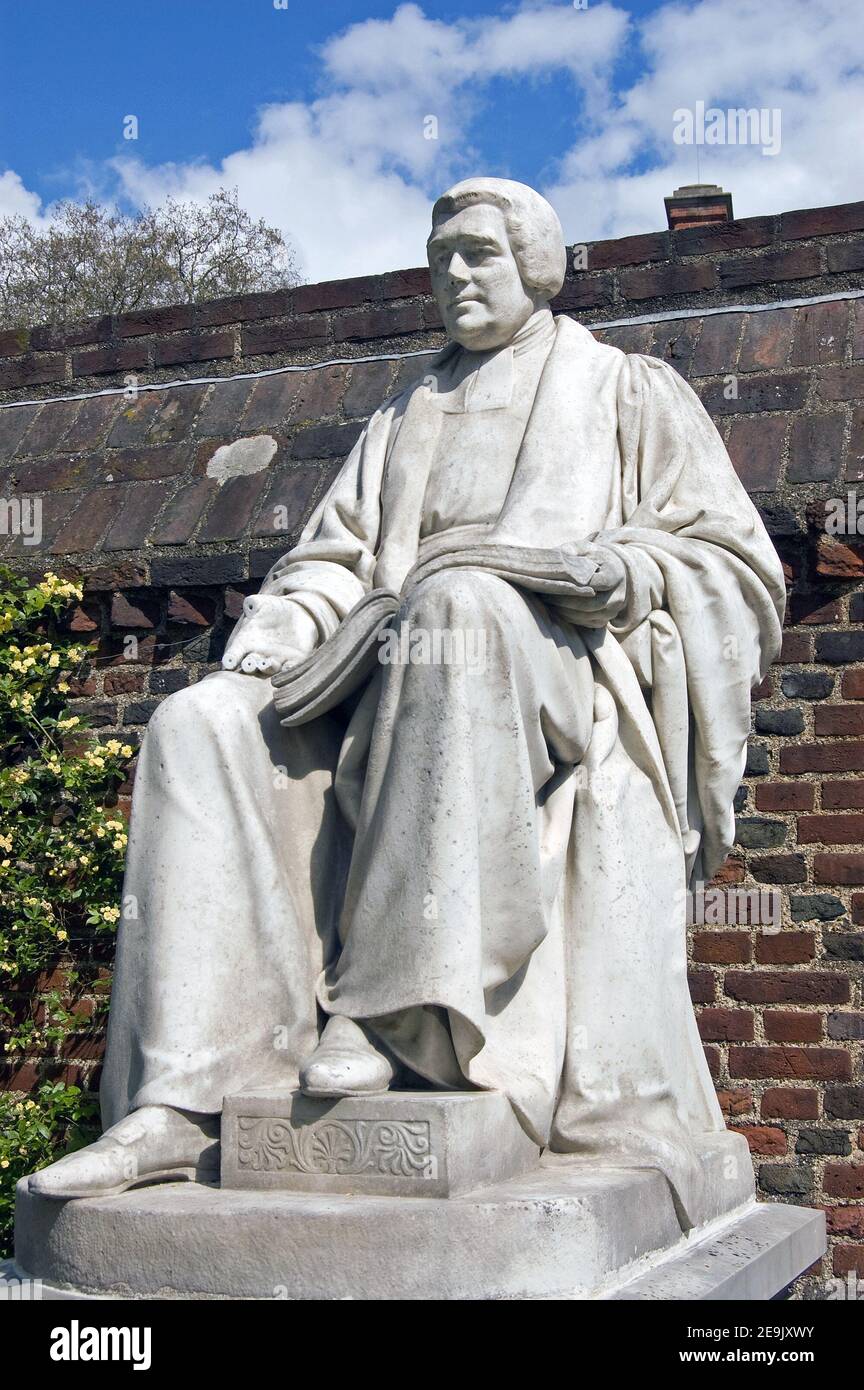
220;1088;540;1197
11;1161;825;1300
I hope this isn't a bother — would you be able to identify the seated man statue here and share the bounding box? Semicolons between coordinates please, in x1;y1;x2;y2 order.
31;178;784;1225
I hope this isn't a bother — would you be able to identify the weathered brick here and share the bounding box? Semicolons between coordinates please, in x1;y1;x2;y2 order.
824;931;864;961
716;1088;753;1119
724;971;849;1005
103;668;145;695
764;1011;823;1043
102;483;169;551
343;360;395;418
818;363;864;402
618;262;715;301
761;1087;819;1120
826;1207;864;1238
787;593;842;626
799;812;864;844
734;817;786;848
149;668;189;694
587;231;670;269
253;466;322;540
50;486;122;554
110;593;159;630
729;1047;851;1081
755;782;813;812
822;779;864;808
647;319;701;376
551;277;615;312
293;276;380;314
755;931;816;964
291;422;362;460
196;472;270;543
816;536;864;579
842;669;864;699
689;312;743;376
791;299;848;366
825;1086;864;1119
62;395;122;452
753;708;803;736
0;403;40;454
823;1163;864;1199
719;246;822;291
795;1128;851;1156
675;218;773;256
116;304;196;337
814;853;864;885
777;633;813;665
725;414;785;490
122;699;162;726
730;1125;787;1156
787;412;844;484
15;399;81;456
147;387;207;445
153;330;234;367
745;743;770;775
782;672;834;705
241;318;329;355
827;238;864;273
738;308;794;371
790;892;845;919
72;342;149;377
758;1164;812;1198
243;374;302;430
0;352;65;389
194;378;254;436
106;394;164;447
687;968;715;1004
166;591;217;627
149;479;219;545
700;373;808;415
816;632;864;664
332;303;424;342
781;202;864;239
150;554;244;587
107;444;187;483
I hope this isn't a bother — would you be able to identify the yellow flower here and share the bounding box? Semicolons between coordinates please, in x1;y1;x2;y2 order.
104;740;122;756
79;854;90;865
0;835;12;852
0;1160;9;1170
56;930;68;942
57;716;79;730
112;836;127;850
57;681;70;693
121;745;133;758
101;906;120;923
94;827;106;838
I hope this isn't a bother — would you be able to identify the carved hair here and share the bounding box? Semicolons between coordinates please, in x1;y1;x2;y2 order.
429;177;567;302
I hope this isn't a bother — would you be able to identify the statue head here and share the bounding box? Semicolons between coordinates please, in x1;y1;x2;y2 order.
427;177;567;352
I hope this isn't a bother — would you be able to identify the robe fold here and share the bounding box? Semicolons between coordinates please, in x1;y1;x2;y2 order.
102;314;784;1230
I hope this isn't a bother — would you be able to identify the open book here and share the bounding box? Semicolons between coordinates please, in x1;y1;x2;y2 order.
271;540;600;727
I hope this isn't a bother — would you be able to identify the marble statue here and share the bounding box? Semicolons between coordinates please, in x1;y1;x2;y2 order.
29;177;785;1228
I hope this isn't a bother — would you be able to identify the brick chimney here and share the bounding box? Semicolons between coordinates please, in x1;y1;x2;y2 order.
664;183;734;232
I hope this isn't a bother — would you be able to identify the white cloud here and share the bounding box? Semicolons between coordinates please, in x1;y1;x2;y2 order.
2;0;862;280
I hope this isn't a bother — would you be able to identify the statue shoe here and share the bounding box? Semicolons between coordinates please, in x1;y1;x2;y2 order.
27;1104;219;1201
299;1016;396;1098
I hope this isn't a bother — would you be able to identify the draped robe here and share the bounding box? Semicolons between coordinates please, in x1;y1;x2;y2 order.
101;313;785;1229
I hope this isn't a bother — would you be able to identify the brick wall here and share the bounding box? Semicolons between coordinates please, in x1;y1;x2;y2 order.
2;198;864;1292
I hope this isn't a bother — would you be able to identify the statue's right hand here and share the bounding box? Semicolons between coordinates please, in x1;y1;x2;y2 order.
222;594;318;677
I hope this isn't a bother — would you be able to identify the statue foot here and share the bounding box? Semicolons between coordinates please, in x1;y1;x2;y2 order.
28;1105;219;1201
299;1016;396;1098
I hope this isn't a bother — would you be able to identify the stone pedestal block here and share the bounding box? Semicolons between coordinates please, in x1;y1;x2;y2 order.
220;1089;540;1197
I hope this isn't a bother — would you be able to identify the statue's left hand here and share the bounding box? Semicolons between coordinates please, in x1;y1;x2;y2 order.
550;543;628;628
222;594;319;676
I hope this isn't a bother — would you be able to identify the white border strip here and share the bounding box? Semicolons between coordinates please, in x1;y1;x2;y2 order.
2;287;863;411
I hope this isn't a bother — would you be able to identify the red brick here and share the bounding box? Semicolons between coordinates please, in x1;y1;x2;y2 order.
764;1010;824;1042
729;1047;851;1081
103;669;145;695
842;670;864;699
814;853;864;885
194;378;254;436
106;393;163;447
823;1163;864;1199
147;386;207;445
697;1007;754;1041
552;276;615;312
700;372;808;415
781;202;864;239
15;398;81;456
815;706;864;736
688;968;715;1004
380;268;431;300
738;309;794;372
703;1045;721;1081
67;602;100;633
832;1246;864;1278
755;932;816;964
343;360;395;418
709;855;745;885
729;1125;787;1156
0;326;31;355
108;444;187;483
725;414;785;490
153;330;234;367
791;300;848;365
751;673;773;701
110;593;159;629
674;218;773;256
828;239;864;274
725;971;849;1005
252;466;322;540
799;812;864;844
196;472;269;543
291;365;349;421
826;1208;864;1238
718;246;821;291
850;406;864;482
853;894;864;925
761;1087;819;1120
293;276;380;315
716;1088;753;1118
618;262;715;302
778;632;812;663
816;537;864;579
755;782;814;812
822;780;864;809
71;342;149;376
166;591;217;627
692;930;751;964
781;742;864;773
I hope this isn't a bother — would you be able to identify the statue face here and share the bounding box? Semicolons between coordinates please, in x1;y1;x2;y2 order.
427;203;539;352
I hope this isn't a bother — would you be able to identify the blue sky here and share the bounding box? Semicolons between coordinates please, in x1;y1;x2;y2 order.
1;0;861;281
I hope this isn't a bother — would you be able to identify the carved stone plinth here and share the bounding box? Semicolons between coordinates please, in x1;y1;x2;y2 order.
220;1089;540;1197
